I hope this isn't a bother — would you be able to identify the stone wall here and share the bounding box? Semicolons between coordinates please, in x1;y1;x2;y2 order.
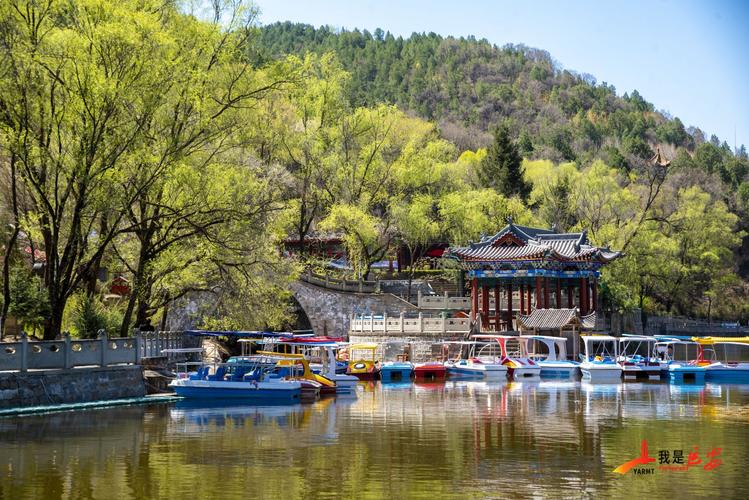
291;281;418;337
0;365;146;410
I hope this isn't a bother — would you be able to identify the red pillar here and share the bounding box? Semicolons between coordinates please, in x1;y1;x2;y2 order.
535;277;542;311
567;284;574;309
591;279;598;312
471;278;479;321
543;277;550;309
493;284;501;331
519;284;525;315
527;284;532;313
556;279;562;309
506;282;513;331
580;278;588;315
481;285;489;327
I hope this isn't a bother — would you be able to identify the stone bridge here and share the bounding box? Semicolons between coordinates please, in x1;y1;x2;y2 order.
290;280;419;337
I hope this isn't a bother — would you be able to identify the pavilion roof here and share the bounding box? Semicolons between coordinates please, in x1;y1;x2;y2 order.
517;308;597;330
445;223;621;265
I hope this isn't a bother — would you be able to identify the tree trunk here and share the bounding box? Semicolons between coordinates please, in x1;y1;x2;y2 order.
0;226;19;335
1;154;20;335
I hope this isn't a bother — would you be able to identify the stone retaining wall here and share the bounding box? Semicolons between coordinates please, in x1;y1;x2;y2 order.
0;365;146;410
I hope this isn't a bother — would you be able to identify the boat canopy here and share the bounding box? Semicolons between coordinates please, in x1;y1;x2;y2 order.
692;337;749;345
349;343;379;350
581;335;618;342
520;335;568;361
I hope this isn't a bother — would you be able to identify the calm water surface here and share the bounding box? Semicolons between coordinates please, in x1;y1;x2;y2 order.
2;381;749;499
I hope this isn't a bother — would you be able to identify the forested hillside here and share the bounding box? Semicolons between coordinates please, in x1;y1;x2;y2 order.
254;22;749;319
1;6;747;341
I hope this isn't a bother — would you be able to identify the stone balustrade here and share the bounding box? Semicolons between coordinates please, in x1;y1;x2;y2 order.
0;332;142;372
349;312;471;335
416;290;529;311
301;269;379;293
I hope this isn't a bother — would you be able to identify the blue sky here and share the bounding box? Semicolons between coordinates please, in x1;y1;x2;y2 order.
255;0;749;149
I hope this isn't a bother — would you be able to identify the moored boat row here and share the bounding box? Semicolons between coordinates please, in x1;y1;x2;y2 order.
169;331;749;403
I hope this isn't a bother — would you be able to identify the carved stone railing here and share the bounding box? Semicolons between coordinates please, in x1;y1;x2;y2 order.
300;269;379;293
0;332;142;372
349;312;471;335
416;290;526;311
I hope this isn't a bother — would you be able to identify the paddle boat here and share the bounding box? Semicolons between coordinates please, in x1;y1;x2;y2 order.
521;335;580;379
169;355;303;401
693;337;749;383
617;336;661;381
378;341;414;382
346;343;381;380
654;338;706;384
257;351;337;396
413;361;447;380
442;341;508;379
473;335;541;380
380;360;414;382
273;338;359;393
579;335;623;382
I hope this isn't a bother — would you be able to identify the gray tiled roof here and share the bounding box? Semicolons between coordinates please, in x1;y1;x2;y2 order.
447;224;621;264
517;308;597;330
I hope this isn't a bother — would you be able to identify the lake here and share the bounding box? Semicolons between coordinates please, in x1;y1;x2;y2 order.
2;381;749;499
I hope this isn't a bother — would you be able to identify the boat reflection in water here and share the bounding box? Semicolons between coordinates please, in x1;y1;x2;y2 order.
2;380;749;499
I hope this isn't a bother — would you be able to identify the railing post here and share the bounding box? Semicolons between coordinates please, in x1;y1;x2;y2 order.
418;312;423;333
442;312;447;334
400;312;405;333
444;290;449;308
20;332;28;373
98;330;107;367
135;332;142;365
63;332;72;369
370;313;374;332
358;279;363;293
383;312;388;333
417;289;422;307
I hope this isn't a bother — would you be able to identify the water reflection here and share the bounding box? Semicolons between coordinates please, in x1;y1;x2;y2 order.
1;381;749;498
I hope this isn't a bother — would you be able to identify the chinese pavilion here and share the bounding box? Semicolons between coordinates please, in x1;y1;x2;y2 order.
444;221;621;332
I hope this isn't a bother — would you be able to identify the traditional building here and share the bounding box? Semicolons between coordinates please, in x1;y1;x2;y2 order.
444;221;621;332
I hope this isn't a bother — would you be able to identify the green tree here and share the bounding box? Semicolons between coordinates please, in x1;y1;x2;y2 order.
6;265;49;335
477;125;531;200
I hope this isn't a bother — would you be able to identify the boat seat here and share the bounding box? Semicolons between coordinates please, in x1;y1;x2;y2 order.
189;366;209;380
207;366;227;381
230;366;247;381
243;369;262;382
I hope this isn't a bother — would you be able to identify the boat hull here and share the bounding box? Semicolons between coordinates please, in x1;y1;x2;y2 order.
668;364;706;384
621;364;661;381
170;379;302;401
446;362;507;379
581;363;622;382
380;363;414;382
705;363;749;383
538;361;580;379
330;374;359;393
506;366;541;381
414;363;446;380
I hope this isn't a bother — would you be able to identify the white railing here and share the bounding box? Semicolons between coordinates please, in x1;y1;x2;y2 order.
417;290;531;311
349;312;471;334
301;269;379;293
0;332;142;372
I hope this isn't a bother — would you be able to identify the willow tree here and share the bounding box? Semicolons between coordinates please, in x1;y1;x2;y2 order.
0;0;179;338
111;2;294;334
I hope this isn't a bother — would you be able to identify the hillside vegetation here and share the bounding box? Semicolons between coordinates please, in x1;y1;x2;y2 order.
1;7;747;340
